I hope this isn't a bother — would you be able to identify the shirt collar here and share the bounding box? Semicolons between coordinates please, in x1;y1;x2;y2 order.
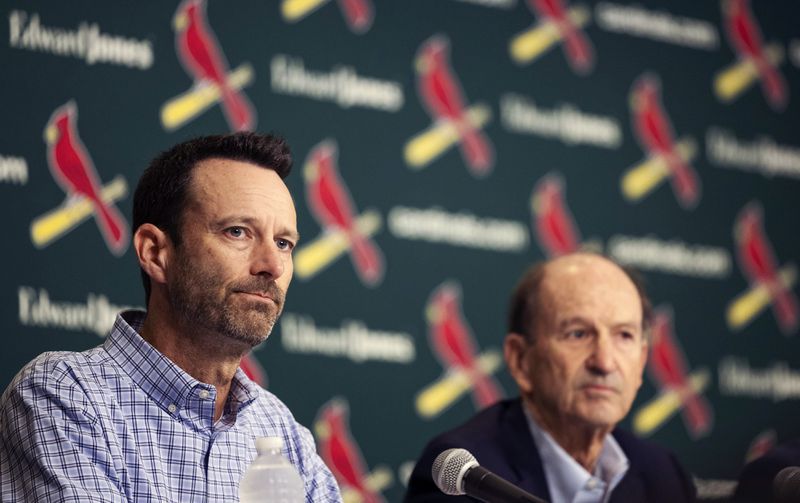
228;367;260;413
524;405;629;502
104;310;260;417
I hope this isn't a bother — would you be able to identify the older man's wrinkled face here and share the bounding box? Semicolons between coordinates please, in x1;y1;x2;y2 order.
512;255;648;432
166;158;298;349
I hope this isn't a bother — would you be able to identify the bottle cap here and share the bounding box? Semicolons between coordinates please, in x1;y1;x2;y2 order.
255;436;283;454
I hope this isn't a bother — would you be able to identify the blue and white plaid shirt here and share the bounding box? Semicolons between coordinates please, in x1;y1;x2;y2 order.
0;310;342;503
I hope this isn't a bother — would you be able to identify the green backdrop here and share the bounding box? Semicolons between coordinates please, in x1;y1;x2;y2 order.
2;1;800;500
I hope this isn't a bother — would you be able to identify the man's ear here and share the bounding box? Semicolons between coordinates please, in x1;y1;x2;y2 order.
504;332;534;394
638;339;649;379
134;224;171;287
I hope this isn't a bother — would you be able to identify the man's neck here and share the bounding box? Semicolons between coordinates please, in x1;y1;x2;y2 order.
139;306;248;422
524;398;611;473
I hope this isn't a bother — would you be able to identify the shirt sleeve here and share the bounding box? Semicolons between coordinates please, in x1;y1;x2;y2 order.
284;409;342;503
253;388;342;503
294;423;343;503
0;355;127;503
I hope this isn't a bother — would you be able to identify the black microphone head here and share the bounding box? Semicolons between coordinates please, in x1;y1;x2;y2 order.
432;448;479;496
774;466;800;502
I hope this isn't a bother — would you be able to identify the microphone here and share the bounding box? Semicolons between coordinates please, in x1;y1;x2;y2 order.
774;466;800;503
432;448;547;503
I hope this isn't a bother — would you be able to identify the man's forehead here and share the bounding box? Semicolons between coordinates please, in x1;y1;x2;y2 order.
189;159;291;201
182;158;297;230
538;255;642;317
191;157;279;184
542;254;632;286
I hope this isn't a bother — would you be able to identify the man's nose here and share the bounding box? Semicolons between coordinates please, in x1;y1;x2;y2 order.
251;239;285;279
586;333;615;374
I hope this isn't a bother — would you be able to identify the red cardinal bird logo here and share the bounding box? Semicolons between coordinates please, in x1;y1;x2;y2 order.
734;202;799;334
240;352;268;387
304;140;384;287
648;307;713;438
722;0;788;110
315;399;390;503
531;173;581;258
744;429;776;463
527;0;594;74
336;0;374;33
43;101;129;255
173;0;255;131
427;282;503;410
415;35;494;176
630;74;700;209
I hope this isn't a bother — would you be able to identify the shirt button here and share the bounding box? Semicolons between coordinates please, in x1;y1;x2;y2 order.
586;478;598;490
168;404;177;413
199;390;210;399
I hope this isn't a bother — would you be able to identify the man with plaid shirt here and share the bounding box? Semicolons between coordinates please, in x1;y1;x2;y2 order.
0;133;343;503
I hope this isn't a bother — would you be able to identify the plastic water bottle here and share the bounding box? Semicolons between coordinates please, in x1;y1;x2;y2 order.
239;436;305;503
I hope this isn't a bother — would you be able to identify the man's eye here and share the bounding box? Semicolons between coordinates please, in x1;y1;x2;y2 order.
566;330;587;339
276;238;294;251
225;227;246;238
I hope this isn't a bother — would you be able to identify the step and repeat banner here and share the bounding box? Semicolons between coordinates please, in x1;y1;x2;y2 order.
2;0;799;500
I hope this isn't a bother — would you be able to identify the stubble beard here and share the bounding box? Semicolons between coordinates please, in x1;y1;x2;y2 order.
168;252;286;349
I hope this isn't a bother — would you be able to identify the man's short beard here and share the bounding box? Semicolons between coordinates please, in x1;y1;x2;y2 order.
192;293;280;347
167;251;285;348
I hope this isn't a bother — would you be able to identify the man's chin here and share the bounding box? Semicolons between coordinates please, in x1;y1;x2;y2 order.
574;403;626;429
218;313;276;348
213;328;265;351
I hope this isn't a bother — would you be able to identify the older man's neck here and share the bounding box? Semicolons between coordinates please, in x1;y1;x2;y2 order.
526;400;611;473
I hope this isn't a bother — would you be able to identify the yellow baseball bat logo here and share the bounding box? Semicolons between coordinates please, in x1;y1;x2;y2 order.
509;6;590;65
160;63;254;131
295;210;381;280
713;44;783;102
633;369;710;435
726;265;797;330
403;105;491;169
282;0;330;22
415;350;502;419
30;176;128;248
621;139;696;202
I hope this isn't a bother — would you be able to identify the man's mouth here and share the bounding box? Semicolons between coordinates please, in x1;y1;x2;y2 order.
236;291;279;305
582;383;619;394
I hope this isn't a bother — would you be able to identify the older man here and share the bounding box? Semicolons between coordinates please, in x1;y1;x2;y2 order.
405;253;695;503
0;133;342;502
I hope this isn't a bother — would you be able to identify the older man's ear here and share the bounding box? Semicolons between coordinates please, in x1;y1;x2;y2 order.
504;332;534;395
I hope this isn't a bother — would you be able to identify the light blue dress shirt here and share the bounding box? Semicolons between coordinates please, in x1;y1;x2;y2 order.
0;310;342;503
524;405;629;503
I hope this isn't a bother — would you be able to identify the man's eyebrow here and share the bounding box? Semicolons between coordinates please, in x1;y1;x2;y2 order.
284;229;300;243
612;322;641;330
557;317;592;330
212;216;257;229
